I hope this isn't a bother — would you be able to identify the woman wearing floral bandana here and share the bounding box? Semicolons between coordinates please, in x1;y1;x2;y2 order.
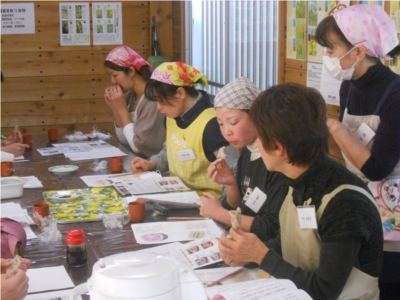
130;62;231;198
316;5;400;299
104;46;165;158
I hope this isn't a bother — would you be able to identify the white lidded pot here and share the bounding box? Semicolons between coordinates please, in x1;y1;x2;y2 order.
70;251;207;300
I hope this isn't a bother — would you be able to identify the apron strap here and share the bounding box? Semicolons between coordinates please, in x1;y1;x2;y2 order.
317;184;378;220
374;77;400;115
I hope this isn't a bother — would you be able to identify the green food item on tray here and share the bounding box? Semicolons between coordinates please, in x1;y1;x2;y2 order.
43;187;128;223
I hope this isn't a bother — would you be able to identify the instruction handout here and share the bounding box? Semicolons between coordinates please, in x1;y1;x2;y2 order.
131;219;224;244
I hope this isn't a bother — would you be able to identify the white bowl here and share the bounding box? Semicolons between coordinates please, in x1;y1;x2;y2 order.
1;176;24;199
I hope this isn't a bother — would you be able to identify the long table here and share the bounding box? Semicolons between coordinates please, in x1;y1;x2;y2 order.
3;135;202;287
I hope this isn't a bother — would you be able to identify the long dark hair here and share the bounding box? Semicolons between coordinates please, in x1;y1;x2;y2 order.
103;60;152;81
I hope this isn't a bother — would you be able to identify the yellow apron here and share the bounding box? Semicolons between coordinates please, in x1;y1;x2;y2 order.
280;185;379;299
166;108;222;198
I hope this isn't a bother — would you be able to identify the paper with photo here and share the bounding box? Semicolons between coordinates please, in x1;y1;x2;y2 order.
205;278;312;300
174;236;222;269
115;176;190;196
131;219;224;244
126;191;202;210
80;171;160;187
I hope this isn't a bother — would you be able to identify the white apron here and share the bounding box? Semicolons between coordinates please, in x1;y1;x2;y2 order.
342;78;400;251
280;185;379;300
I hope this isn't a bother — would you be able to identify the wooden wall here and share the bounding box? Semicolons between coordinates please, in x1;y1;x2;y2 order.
1;1;183;137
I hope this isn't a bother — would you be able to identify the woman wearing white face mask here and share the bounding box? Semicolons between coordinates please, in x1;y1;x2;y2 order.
316;4;400;299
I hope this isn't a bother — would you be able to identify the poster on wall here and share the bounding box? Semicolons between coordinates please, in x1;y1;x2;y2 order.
389;1;400;74
286;0;306;60
307;1;350;63
306;62;322;90
320;63;341;106
1;2;35;34
92;2;123;45
59;2;90;46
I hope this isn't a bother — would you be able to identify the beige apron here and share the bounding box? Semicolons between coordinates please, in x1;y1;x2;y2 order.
280;185;379;299
342;103;400;251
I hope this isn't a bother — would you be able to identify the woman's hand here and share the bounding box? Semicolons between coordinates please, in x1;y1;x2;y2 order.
1;269;29;300
207;158;236;186
219;229;269;267
104;85;127;112
131;157;156;173
199;192;225;220
1;143;30;156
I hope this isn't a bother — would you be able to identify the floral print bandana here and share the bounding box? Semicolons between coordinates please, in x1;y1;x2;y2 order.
150;62;208;88
106;45;151;71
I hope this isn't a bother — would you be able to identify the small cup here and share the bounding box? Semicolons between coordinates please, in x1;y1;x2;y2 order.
22;134;33;148
1;161;14;177
48;128;58;142
32;202;50;224
128;201;145;223
109;156;123;173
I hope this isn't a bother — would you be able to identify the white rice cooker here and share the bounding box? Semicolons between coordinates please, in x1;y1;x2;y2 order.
69;251;207;300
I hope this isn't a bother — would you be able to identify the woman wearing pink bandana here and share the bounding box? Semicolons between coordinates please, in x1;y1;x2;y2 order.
130;62;233;198
316;4;400;299
104;46;165;158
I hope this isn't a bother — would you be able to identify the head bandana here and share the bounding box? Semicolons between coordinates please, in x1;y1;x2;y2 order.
150;62;208;88
214;77;260;110
333;4;399;59
106;46;151;71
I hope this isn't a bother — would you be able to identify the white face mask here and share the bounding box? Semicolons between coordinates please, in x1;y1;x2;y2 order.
322;47;358;81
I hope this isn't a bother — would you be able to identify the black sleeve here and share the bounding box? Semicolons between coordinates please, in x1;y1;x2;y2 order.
250;212;280;241
202;117;229;162
261;237;362;300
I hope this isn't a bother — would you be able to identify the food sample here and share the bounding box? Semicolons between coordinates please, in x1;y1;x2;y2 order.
6;255;22;275
229;207;241;231
216;146;227;159
13;125;20;133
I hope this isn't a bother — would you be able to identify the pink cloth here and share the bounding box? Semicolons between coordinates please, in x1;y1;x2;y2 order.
105;46;151;71
1;218;27;258
334;4;398;59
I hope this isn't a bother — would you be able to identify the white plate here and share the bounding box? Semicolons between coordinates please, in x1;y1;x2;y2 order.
46;190;81;201
48;165;79;175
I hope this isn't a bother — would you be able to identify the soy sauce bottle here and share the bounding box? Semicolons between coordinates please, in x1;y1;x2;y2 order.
66;229;88;267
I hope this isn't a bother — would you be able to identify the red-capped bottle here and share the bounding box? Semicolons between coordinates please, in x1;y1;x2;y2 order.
66;229;87;267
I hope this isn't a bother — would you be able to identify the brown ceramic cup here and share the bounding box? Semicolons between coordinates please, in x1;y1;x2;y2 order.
109;156;123;173
1;161;14;177
22;134;33;148
48;128;59;142
128;201;145;223
32;202;50;224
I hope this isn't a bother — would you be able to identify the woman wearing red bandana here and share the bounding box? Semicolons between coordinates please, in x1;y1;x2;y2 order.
104;46;165;158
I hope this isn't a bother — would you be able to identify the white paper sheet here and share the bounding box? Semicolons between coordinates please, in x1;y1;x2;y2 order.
21;176;43;188
24;289;82;300
26;266;75;294
131;219;224;244
53;141;127;161
37;147;62;156
125;191;201;207
205;278;312;300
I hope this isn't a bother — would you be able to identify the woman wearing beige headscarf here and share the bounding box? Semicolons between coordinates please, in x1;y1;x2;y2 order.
200;77;286;240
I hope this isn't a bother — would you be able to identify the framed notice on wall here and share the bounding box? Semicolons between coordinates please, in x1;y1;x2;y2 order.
1;2;35;34
92;2;123;45
59;2;90;46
